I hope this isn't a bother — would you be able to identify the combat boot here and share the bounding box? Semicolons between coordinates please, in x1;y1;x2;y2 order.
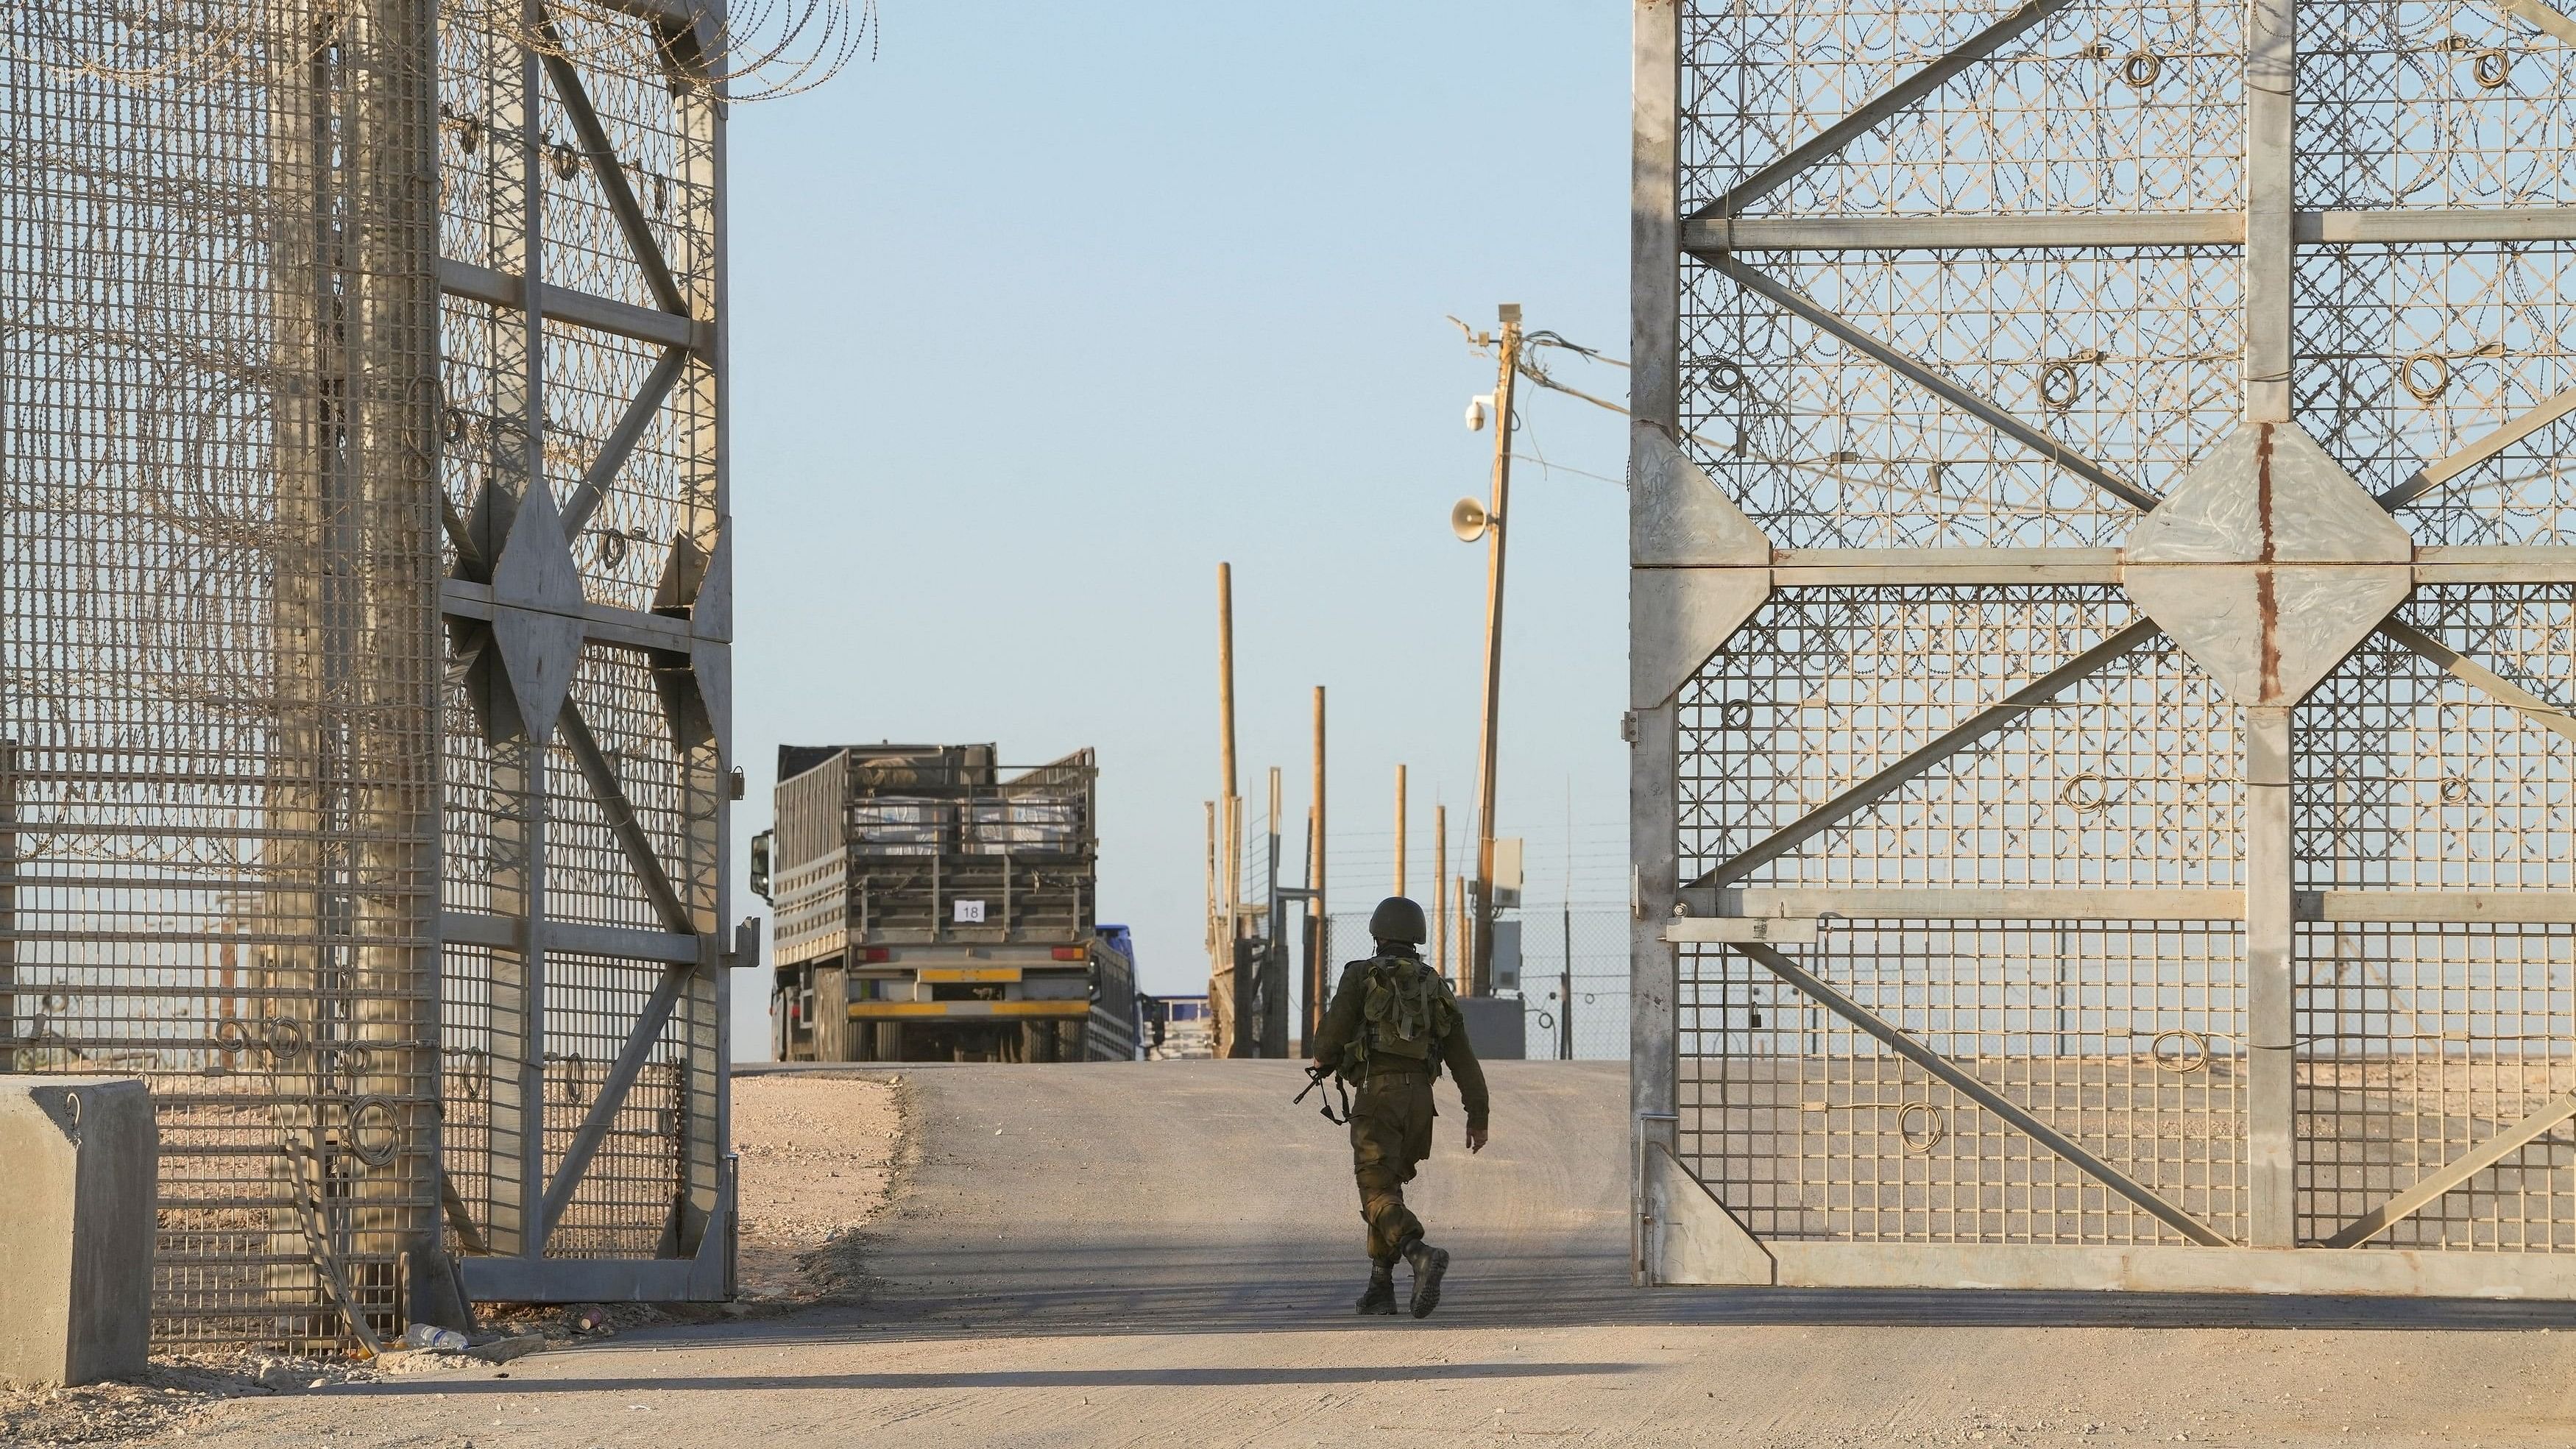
1401;1238;1450;1319
1355;1264;1398;1316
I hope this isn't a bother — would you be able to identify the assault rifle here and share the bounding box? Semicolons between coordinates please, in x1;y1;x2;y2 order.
1292;1063;1353;1125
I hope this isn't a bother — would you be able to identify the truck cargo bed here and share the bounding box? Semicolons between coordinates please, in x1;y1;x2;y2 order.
757;743;1137;1063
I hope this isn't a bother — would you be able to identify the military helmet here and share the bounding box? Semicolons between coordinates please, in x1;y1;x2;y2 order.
1368;896;1428;945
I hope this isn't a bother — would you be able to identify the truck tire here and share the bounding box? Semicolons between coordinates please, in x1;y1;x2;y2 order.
1058;1021;1087;1062
874;1023;905;1062
813;966;852;1061
1019;1022;1057;1063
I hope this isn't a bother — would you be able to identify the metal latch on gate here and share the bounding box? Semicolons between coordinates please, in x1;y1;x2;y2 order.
1660;917;1821;945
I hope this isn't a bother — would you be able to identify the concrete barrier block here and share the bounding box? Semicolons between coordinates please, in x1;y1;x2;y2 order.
0;1077;158;1386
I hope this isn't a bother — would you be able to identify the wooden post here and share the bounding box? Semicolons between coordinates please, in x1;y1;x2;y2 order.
1217;563;1240;918
1262;767;1287;1057
1222;795;1246;1057
1309;686;1328;1042
1301;804;1320;1053
1454;875;1471;995
1392;765;1407;896
1217;563;1239;826
1433;804;1448;982
1214;564;1243;1057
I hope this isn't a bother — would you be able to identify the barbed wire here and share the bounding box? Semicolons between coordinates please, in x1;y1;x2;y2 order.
0;4;258;88
481;0;879;102
4;1;876;102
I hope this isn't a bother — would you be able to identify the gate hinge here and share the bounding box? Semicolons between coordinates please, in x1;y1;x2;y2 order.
721;915;762;971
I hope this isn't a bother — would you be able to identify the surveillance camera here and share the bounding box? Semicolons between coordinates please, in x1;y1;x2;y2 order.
1465;394;1493;431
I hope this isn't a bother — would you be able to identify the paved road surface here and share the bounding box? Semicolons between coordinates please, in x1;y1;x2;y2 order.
182;1060;2576;1448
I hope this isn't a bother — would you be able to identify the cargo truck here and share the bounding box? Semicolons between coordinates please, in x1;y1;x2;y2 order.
751;743;1139;1063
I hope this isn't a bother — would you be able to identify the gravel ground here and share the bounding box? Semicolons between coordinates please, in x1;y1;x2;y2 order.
0;1351;389;1447
730;1071;907;1300
23;1063;2576;1448
0;1072;907;1448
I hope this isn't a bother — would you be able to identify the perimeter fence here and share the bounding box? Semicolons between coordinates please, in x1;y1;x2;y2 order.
4;0;740;1349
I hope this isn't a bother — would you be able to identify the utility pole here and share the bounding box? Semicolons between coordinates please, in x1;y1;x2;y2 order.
1469;303;1521;998
1432;804;1448;984
1392;765;1407;896
1560;898;1574;1060
1309;686;1329;1043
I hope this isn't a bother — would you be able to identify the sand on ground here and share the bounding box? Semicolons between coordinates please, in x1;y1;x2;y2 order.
26;1061;2576;1448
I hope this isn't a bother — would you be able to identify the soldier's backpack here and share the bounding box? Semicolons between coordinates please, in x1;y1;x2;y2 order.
1356;953;1462;1076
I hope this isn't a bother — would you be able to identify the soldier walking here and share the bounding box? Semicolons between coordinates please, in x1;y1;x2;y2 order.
1309;896;1490;1318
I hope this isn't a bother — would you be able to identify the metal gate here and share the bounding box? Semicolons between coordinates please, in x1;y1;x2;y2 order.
1;0;739;1348
432;0;740;1311
1629;0;2576;1294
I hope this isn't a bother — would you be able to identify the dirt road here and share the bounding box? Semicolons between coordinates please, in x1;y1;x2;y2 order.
166;1061;2576;1448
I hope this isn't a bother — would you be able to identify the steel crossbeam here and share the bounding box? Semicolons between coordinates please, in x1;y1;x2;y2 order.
441;578;699;653
1691;0;2072;222
1730;942;2234;1247
565;347;692;536
437;258;710;352
1747;546;2576;587
539;948;703;1244
1708;255;2162;512
2379;620;2576;751
2493;0;2576;46
1691;620;2162;890
1674;886;2576;923
2378;386;2576;509
557;700;698;937
1687;210;2576;255
535;7;688;316
2321;1094;2576;1247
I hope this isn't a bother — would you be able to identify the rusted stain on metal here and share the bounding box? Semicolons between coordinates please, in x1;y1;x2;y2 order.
2253;424;2277;561
2253;422;2282;700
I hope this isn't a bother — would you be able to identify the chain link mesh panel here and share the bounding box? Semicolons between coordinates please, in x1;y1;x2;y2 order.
3;0;442;1347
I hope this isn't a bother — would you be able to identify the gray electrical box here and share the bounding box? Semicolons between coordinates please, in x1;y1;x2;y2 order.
1490;919;1522;993
1454;996;1526;1061
1491;837;1525;908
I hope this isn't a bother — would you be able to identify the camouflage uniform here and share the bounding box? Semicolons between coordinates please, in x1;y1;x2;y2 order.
1310;948;1490;1266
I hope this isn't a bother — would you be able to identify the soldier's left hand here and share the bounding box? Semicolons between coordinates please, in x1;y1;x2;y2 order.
1466;1126;1488;1154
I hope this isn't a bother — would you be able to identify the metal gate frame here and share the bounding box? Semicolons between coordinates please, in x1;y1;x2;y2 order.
432;0;746;1305
1628;0;2576;1295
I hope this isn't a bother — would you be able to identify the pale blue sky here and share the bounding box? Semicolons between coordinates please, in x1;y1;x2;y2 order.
724;2;1635;1054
